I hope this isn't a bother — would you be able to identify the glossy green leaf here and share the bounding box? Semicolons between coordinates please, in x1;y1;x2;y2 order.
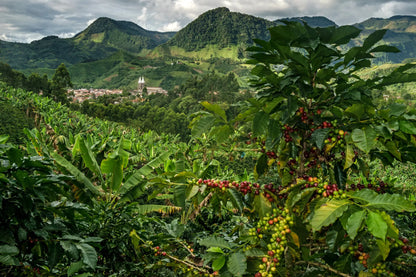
311;128;330;150
310;199;350;231
352;127;377;154
252;111;269;137
253;193;272;218
376;239;391;260
362;29;387;52
385;141;401;160
199;236;235;250
200;101;227;122
212;255;226;271
399;120;416;135
366;211;387;240
75;243;97;269
344;143;355;169
191;114;216;138
254;153;268;178
227;252;247;277
346;210;366;239
0;245;19;255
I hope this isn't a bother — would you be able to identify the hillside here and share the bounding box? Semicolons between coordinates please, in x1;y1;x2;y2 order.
164;7;275;51
74;17;175;53
0;18;175;70
354;15;416;63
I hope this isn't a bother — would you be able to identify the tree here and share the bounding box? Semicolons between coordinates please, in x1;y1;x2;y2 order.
50;63;72;104
243;21;416;276
189;21;416;276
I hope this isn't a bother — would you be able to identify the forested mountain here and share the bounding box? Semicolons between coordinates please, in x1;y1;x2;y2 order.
165;7;274;51
354;16;416;63
74;17;175;53
0;18;175;70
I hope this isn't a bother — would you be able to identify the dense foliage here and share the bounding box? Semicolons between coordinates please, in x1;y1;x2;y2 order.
166;7;274;51
1;22;416;277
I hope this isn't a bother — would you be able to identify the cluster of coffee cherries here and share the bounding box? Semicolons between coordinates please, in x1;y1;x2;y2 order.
318;182;347;199
323;128;347;146
295;176;346;199
349;243;396;276
400;237;416;254
197;179;285;202
346;181;390;194
198;179;257;195
153;245;167;257
248;208;293;277
283;124;297;142
286;159;298;175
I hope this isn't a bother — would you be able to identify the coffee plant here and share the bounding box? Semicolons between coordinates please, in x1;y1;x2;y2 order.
188;21;416;276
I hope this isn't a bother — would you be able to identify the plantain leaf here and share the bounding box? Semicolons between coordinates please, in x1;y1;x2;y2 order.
191;114;216;138
51;152;102;196
120;151;171;195
310;199;351;231
73;136;103;182
101;155;123;192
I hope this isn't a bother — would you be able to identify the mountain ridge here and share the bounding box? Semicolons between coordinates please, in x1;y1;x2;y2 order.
1;8;416;90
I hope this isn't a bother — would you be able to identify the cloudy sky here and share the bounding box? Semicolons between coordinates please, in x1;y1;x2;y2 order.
1;0;416;43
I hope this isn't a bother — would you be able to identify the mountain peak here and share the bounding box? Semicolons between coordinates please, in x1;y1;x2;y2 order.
166;7;273;51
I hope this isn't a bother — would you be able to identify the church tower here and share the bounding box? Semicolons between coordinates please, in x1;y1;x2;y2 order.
138;76;145;92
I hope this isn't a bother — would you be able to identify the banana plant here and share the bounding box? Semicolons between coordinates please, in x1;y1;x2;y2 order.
51;134;182;215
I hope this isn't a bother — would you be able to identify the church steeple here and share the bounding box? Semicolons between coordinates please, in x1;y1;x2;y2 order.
138;76;145;91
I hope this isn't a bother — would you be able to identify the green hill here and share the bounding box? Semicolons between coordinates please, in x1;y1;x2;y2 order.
74;17;175;53
353;16;416;63
0;18;175;70
164;7;275;52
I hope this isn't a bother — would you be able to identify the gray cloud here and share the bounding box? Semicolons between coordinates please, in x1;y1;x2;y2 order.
1;0;416;42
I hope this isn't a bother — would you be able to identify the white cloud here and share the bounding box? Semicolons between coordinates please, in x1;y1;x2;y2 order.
161;21;182;32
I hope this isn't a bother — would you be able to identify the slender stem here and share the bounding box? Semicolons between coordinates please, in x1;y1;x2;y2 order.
166;253;209;273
